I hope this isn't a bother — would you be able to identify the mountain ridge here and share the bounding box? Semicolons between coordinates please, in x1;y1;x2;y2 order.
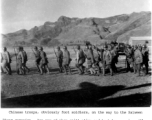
2;11;151;46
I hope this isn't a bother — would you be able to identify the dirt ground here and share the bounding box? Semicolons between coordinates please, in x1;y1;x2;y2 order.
1;47;151;107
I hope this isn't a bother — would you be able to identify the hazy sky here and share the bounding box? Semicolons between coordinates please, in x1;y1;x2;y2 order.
1;0;151;33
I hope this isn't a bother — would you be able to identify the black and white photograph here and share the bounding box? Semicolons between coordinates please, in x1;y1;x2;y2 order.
0;0;151;109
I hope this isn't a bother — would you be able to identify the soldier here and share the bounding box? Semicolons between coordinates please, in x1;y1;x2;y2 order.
103;44;113;76
142;45;149;75
111;45;118;73
21;47;30;74
75;45;86;75
132;45;138;73
39;47;50;75
92;45;102;76
1;47;12;75
124;45;134;72
16;46;24;75
134;45;143;76
84;42;96;75
33;46;41;72
56;46;63;73
63;46;72;75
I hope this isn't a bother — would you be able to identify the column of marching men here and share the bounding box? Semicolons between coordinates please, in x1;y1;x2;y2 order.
1;41;150;77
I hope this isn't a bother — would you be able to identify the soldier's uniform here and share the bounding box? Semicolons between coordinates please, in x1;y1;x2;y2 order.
103;45;113;76
75;48;85;75
33;47;41;72
142;45;149;75
63;46;72;74
17;47;24;75
1;48;12;75
22;48;30;73
125;46;134;72
93;46;101;75
56;48;63;72
84;46;96;75
111;46;118;73
134;47;143;76
39;48;50;74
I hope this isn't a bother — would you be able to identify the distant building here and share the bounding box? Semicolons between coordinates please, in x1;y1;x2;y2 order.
129;36;151;46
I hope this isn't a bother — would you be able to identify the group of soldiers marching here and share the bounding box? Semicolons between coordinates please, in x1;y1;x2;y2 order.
1;41;150;77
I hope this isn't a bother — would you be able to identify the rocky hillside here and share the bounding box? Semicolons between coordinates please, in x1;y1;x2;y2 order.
2;11;151;46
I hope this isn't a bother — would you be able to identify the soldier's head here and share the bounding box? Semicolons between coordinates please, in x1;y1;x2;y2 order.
34;46;38;50
142;44;147;49
85;41;90;49
57;46;60;50
103;45;108;50
63;46;67;50
3;47;7;51
138;45;142;51
20;46;24;51
76;45;80;50
17;46;22;52
39;46;43;51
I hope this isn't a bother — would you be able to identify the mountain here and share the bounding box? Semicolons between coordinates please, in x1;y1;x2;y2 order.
2;11;151;46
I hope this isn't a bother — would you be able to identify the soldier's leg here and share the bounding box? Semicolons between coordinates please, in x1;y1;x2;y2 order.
75;63;81;74
67;64;72;74
24;62;30;73
22;63;26;75
126;60;130;72
1;66;4;74
7;63;12;75
45;64;50;74
63;64;68;74
96;62;101;75
2;60;9;74
109;64;113;76
133;62;136;74
102;64;106;76
136;64;141;76
39;63;44;75
79;64;85;74
145;62;149;75
19;62;24;75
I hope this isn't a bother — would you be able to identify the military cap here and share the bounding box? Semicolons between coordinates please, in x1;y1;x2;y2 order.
63;46;67;49
76;45;80;49
3;47;7;51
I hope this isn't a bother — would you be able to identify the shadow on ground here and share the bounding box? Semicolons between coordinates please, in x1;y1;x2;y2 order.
1;82;151;108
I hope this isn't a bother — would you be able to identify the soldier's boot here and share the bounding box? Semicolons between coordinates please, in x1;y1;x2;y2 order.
45;65;50;74
136;64;141;77
63;65;68;75
80;66;84;74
